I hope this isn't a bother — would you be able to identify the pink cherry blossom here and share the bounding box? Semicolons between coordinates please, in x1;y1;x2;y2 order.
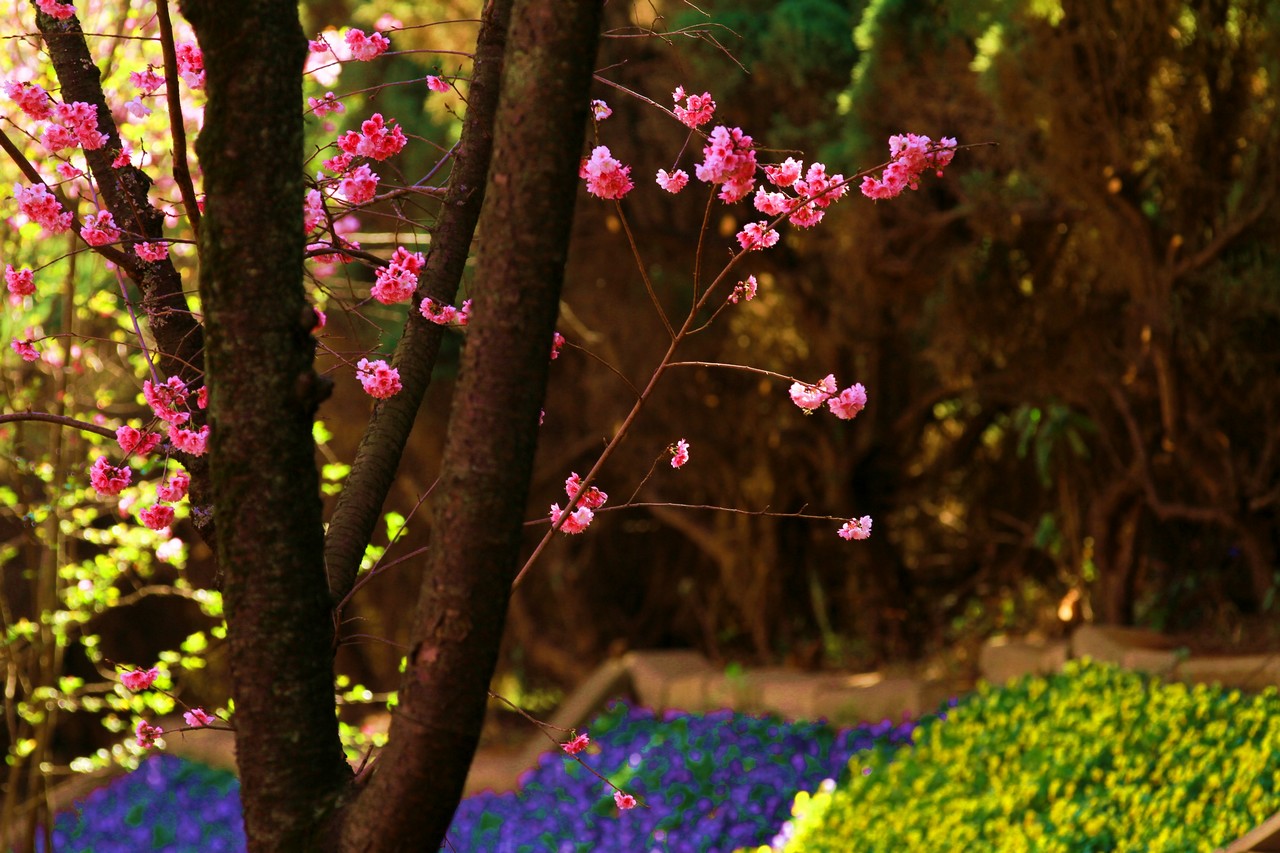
11;339;39;362
36;0;75;21
308;92;345;117
426;75;449;93
789;374;837;411
372;246;425;304
614;791;637;810
3;81;52;120
168;423;209;456
736;221;779;252
590;99;611;121
304;189;326;233
140;503;175;531
134;242;169;262
130;69;164;95
124;95;151;116
89;456;131;495
695;126;757;203
345;28;390;61
175;42;205;89
184;707;216;728
197;386;209;409
81;211;120;247
655;168;689;194
116;425;161;456
156;470;190;502
671;439;690;469
420;297;470;326
861;133;957;200
764;158;802;188
838;516;873;541
673;88;716;128
550;331;565;360
121;667;158;691
549;503;594;534
827;383;867;420
340;163;379;205
5;265;35;298
16;184;73;234
580;146;633;201
564;472;607;509
728;275;757;304
135;719;163;749
562;732;590;754
51;101;107;150
357;358;402;399
337;113;407;161
144;376;192;424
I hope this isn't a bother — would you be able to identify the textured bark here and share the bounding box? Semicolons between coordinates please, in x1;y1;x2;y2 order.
328;2;604;849
178;1;350;849
324;0;511;604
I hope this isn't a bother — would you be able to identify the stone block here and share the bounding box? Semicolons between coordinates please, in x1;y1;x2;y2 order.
743;668;839;721
1071;624;1177;665
815;674;923;726
979;636;1070;685
624;649;716;711
1176;654;1280;691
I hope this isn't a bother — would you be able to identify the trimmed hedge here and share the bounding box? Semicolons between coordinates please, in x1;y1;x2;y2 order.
762;660;1280;852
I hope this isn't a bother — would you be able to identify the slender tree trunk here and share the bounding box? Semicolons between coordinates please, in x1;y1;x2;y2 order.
328;2;604;849
180;1;351;849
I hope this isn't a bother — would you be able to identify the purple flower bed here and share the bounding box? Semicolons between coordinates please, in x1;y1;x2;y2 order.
35;703;919;852
446;702;918;852
37;754;244;853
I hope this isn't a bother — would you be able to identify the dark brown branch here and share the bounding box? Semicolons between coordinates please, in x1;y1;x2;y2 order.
0;412;117;441
322;0;512;604
154;0;201;238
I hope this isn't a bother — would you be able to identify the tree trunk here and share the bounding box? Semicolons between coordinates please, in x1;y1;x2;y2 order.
327;2;604;849
180;1;352;849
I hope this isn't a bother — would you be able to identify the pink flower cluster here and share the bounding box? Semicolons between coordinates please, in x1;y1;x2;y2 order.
35;0;75;21
81;210;120;247
11;338;39;362
754;159;848;229
590;99;611;121
838;516;872;541
356;357;402;399
736;222;779;252
130;69;164;96
550;331;565;360
426;76;449;93
121;667;159;691
144;375;209;456
860;133;958;200
614;791;637;810
309;91;345;118
655;169;689;194
116;424;161;457
371;246;425;304
562;731;589;754
671;439;690;469
788;375;867;420
420;297;470;326
3;81;52;119
90;456;132;496
134;242;169;262
728;275;757;304
338;113;407;161
672;86;716;128
175;42;204;90
550;472;608;534
184;707;215;727
41;100;107;152
345;28;389;61
580;146;634;201
5;265;35;298
696;126;757;203
16;184;73;235
340;163;379;205
135;720;163;749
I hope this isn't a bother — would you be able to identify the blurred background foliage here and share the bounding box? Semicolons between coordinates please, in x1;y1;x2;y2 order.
3;0;1279;779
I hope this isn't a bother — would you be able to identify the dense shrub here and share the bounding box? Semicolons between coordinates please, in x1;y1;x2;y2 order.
764;660;1280;852
446;702;917;851
37;755;244;853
